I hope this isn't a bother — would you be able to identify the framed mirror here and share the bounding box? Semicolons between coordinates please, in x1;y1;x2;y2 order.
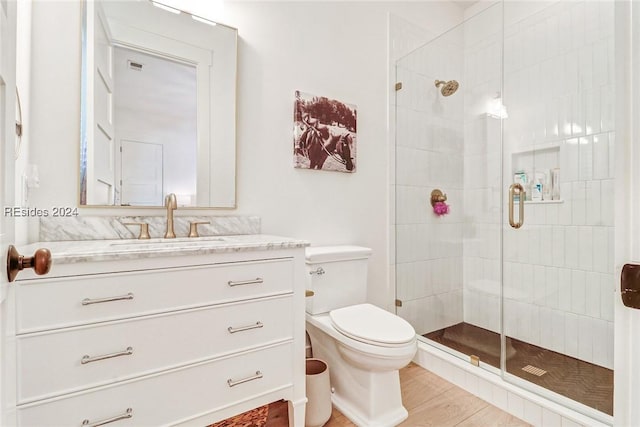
80;0;237;208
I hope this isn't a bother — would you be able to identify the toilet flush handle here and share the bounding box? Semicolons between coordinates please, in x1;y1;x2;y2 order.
309;267;325;275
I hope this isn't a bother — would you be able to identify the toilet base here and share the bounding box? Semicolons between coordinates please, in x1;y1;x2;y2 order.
332;393;408;427
306;320;411;427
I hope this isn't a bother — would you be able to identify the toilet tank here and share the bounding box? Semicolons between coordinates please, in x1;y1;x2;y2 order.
305;245;372;315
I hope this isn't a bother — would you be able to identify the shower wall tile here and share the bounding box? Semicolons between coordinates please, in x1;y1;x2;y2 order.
507;393;525;421
585;180;602;225
591;318;609;368
571;270;587;314
577;226;593;270
564;314;579;359
585;272;601;318
592;133;609;179
600;179;614;226
542;408;563;427
577;316;593;362
396;0;616;371
600;274;614;322
395;33;466;335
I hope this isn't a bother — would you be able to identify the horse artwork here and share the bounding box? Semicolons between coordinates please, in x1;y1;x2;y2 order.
293;91;357;173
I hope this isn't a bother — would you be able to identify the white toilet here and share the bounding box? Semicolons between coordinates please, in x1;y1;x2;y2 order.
305;246;417;427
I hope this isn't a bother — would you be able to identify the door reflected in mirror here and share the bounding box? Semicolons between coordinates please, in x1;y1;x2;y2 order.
80;0;237;208
115;47;197;206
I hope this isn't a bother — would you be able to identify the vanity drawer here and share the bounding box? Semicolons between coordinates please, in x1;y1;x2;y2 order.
18;342;293;426
17;294;293;403
16;258;293;333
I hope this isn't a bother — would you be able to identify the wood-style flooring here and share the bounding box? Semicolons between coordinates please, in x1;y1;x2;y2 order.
265;363;530;426
425;322;614;416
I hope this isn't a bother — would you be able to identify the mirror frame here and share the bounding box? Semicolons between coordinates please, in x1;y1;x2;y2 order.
79;0;237;208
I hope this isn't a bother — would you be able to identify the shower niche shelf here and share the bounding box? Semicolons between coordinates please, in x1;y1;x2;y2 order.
523;199;563;204
511;143;561;203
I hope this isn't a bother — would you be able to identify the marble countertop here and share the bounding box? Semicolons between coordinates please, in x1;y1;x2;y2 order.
19;234;310;265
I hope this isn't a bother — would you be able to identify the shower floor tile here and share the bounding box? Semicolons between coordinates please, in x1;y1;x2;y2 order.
425;322;613;416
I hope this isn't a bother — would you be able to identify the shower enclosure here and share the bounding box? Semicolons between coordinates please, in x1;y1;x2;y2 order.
394;1;614;420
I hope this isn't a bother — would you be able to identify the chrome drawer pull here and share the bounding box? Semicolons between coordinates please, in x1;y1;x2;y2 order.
227;278;263;287
82;408;133;426
81;347;134;365
228;321;264;334
227;371;263;387
309;267;325;275
82;293;134;306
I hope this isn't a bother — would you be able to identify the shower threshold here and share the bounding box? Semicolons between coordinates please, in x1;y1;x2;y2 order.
424;322;613;416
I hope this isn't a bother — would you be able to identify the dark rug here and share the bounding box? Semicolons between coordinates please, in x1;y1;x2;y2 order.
208;404;269;427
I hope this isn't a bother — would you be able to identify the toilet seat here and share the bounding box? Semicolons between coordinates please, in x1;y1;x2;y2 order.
329;303;416;347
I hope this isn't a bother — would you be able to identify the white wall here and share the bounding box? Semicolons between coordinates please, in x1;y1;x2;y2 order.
24;1;462;311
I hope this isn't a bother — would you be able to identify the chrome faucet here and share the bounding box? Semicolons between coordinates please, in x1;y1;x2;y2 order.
164;193;177;238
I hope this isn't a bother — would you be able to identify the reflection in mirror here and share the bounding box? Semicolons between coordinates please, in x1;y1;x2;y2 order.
80;0;237;208
115;47;197;206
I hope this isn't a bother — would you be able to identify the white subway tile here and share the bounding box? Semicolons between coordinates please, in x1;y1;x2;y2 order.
593;40;607;87
571;269;586;315
562;139;580;181
572;95;585;137
542;407;563;427
584;1;600;45
608;132;615;178
552;225;566;267
585;272;601;318
572;182;586;225
600;84;614;132
533;265;546;305
492;384;509;411
592;133;609;179
546;267;560;309
578;46;593;91
564;313;579;358
601;179;614;226
539;307;554;351
606;320;614;368
578;136;592;179
508;392;525;420
561;417;584;427
591;317;608;368
523;399;543;427
585;180;602;226
571;2;585;51
529;227;541;265
558;268;572;312
550;309;566;354
540;227;553;266
565;227;578;268
477;377;493;403
592;226;608;273
584;89;599;135
546;204;559;225
600;273;614;322
578;226;593;271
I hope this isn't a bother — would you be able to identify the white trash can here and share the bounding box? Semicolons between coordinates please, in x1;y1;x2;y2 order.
305;358;331;427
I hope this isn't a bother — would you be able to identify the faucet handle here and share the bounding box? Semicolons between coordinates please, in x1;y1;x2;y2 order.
123;222;151;240
188;221;210;238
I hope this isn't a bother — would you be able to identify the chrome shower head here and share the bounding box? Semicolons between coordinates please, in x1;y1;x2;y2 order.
435;79;459;96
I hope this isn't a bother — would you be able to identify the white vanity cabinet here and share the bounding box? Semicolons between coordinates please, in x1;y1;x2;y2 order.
12;243;307;427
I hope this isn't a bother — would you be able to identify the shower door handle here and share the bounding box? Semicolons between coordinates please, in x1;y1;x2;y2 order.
508;183;524;229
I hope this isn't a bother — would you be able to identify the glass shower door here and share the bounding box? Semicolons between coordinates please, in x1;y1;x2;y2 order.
501;0;614;419
394;3;505;372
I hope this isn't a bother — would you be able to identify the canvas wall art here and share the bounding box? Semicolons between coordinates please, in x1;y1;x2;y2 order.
293;91;357;173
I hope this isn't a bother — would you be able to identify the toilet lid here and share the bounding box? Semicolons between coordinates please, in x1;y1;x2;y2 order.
329;303;416;347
